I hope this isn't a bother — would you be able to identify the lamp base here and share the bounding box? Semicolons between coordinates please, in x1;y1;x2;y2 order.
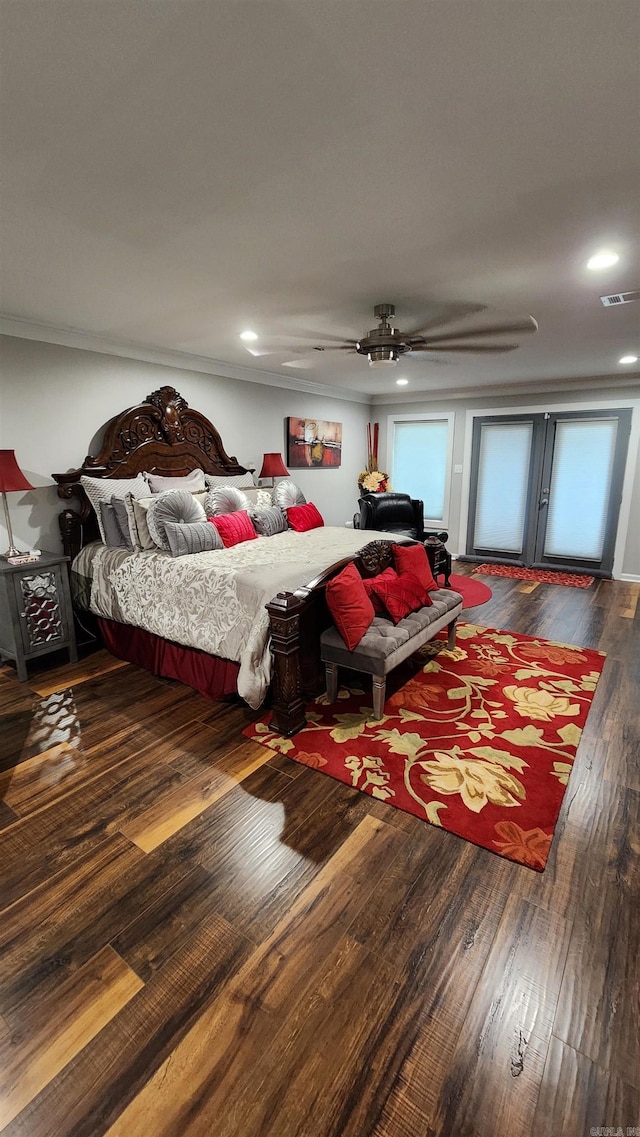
1;544;41;562
2;544;25;560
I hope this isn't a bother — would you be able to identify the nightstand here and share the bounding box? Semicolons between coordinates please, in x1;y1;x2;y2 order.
0;552;78;680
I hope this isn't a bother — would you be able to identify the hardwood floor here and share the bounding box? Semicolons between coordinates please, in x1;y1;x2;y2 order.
1;567;638;1137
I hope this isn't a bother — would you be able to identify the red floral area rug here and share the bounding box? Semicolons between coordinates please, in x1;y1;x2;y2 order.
244;625;606;871
472;564;594;588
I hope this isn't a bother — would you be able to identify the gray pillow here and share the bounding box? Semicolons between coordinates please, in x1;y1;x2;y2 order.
123;494;157;551
251;505;288;537
146;489;206;552
99;502;129;548
273;479;306;509
144;468;206;494
204;472;255;490
81;472;148;542
205;485;250;516
164;520;224;557
110;496;134;550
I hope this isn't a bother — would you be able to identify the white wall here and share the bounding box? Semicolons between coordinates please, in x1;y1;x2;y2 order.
0;335;370;554
376;385;640;579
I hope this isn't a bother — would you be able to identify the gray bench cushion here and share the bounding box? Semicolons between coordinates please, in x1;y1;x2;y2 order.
321;587;463;674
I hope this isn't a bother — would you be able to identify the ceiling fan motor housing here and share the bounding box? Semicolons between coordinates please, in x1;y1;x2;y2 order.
373;303;396;322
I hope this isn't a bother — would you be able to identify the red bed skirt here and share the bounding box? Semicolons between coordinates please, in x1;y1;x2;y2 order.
97;618;240;701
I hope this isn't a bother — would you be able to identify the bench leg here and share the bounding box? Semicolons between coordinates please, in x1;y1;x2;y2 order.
325;661;339;704
447;618;458;649
372;675;386;719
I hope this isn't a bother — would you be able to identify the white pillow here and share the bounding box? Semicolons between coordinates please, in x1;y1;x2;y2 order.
243;486;273;509
204;472;256;490
81;473;148;543
144;468;206;494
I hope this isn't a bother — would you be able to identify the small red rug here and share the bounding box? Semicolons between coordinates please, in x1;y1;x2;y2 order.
448;573;492;609
245;625;606;870
472;564;594;588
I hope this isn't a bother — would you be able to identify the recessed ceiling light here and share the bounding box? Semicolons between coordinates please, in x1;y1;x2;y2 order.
619;354;638;365
239;330;258;342
396;378;409;386
586;251;619;271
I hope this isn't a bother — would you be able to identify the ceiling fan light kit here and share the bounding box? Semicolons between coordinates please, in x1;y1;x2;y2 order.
368;347;399;367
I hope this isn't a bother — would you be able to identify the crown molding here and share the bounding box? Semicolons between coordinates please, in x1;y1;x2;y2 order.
4;314;638;409
371;370;640;405
0;315;372;406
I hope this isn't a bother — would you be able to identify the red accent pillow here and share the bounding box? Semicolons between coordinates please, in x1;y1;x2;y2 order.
209;510;257;548
370;571;433;624
393;542;437;592
363;566;398;614
286;502;324;532
325;563;375;651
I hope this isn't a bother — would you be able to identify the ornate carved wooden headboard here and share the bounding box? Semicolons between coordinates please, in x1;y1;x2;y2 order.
52;385;251;561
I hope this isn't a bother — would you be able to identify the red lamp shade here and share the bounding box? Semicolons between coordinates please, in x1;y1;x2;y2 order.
0;450;35;492
259;452;289;479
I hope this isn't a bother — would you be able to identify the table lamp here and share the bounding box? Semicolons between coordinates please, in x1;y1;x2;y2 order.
259;452;289;487
0;450;35;560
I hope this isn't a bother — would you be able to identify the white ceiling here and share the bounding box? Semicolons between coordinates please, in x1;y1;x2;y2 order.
1;0;639;402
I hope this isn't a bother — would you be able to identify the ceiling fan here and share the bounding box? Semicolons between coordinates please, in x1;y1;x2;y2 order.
308;303;539;367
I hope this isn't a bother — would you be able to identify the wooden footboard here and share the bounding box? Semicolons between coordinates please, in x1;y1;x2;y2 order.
267;539;395;735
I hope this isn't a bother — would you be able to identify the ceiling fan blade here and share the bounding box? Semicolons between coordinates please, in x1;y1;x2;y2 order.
311;344;357;352
413;315;538;346
283;328;358;344
403;303;488;339
246;342;355;356
415;342;520;354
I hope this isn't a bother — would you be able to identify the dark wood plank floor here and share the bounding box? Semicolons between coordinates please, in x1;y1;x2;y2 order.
1;566;638;1137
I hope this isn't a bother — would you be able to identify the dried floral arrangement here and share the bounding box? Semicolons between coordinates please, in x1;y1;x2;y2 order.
357;423;389;493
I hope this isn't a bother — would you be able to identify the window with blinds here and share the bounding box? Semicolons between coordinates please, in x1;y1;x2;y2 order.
473;421;533;552
544;418;618;559
390;417;452;523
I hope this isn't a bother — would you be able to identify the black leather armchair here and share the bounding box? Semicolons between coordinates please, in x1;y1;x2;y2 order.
356;492;425;540
354;492;452;586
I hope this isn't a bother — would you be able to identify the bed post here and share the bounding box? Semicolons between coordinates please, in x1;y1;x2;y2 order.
267;591;307;736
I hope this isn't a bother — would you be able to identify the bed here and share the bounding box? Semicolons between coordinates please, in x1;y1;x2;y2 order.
52;385;400;735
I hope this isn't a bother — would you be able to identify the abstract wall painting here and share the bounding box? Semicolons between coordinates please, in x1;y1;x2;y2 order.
286;418;342;468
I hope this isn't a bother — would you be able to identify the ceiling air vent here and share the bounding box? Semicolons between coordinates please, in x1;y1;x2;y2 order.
600;290;640;307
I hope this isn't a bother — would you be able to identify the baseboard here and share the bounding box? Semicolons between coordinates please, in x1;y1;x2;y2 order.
618;572;640;583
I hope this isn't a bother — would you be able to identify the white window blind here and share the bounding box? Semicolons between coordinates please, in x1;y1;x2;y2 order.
473;422;533;552
392;420;449;522
544;419;617;559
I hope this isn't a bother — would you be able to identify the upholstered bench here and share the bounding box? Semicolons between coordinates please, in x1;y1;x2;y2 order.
320;586;463;719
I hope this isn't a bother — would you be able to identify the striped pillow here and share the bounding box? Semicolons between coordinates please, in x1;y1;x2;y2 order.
273;480;306;508
205;486;250;516
209;510;257;548
146;490;207;552
164;521;224;557
251;505;288;537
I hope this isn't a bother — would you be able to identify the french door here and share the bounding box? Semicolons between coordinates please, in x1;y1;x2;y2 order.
466;409;632;577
